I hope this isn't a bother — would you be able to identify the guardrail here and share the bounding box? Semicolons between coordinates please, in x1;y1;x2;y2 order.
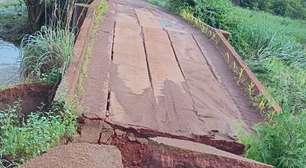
180;10;282;115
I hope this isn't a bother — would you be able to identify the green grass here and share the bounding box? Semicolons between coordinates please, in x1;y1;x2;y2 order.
222;6;306;114
228;7;306;45
0;100;77;167
21;27;75;84
240;111;306;168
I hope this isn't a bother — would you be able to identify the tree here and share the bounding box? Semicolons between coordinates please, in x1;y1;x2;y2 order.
23;0;78;30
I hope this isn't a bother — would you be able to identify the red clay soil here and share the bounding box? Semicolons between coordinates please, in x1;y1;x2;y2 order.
74;119;272;168
77;117;244;154
113;137;271;168
21;143;123;168
0;83;54;114
23;120;271;168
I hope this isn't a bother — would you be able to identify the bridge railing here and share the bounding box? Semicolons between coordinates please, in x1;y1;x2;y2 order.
180;10;282;116
56;0;102;100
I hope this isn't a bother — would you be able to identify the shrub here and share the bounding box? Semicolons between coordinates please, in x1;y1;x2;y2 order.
0;101;77;165
193;0;232;29
241;111;306;168
167;0;196;13
21;27;75;84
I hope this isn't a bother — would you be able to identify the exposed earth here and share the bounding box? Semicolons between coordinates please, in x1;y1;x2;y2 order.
22;0;270;167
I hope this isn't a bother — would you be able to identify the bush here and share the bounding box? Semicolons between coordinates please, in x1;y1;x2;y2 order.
21;27;75;84
167;0;196;13
193;0;232;29
241;111;306;168
0;101;77;165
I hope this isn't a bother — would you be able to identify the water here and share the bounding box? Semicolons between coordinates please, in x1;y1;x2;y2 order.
0;38;21;86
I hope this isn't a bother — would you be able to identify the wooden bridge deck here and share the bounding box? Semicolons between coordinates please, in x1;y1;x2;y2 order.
80;0;263;143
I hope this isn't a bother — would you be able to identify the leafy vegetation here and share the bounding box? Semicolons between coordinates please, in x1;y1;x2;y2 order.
148;0;306;167
241;111;306;168
21;27;75;84
237;0;306;20
0;101;77;167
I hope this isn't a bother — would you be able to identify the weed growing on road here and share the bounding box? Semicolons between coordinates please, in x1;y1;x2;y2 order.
0;101;77;166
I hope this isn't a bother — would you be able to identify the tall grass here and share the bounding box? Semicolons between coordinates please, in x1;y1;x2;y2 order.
240;111;306;168
21;27;75;84
223;7;306;114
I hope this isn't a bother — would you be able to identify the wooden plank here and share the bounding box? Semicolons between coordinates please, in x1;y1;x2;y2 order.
168;31;242;138
135;9;161;28
80;12;114;119
109;15;158;128
143;27;206;136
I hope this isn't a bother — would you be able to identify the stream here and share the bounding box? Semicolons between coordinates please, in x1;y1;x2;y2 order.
0;38;21;86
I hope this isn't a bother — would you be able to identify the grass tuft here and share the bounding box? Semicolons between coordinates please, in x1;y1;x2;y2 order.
20;27;75;84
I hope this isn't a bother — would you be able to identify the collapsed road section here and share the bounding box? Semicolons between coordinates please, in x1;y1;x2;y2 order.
23;118;271;168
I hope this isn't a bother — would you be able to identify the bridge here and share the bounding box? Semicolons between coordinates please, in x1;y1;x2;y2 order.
23;0;273;167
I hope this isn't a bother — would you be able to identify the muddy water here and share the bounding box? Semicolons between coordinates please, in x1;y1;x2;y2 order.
0;38;21;86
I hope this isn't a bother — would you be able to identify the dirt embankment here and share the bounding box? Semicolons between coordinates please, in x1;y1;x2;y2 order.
0;83;55;114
